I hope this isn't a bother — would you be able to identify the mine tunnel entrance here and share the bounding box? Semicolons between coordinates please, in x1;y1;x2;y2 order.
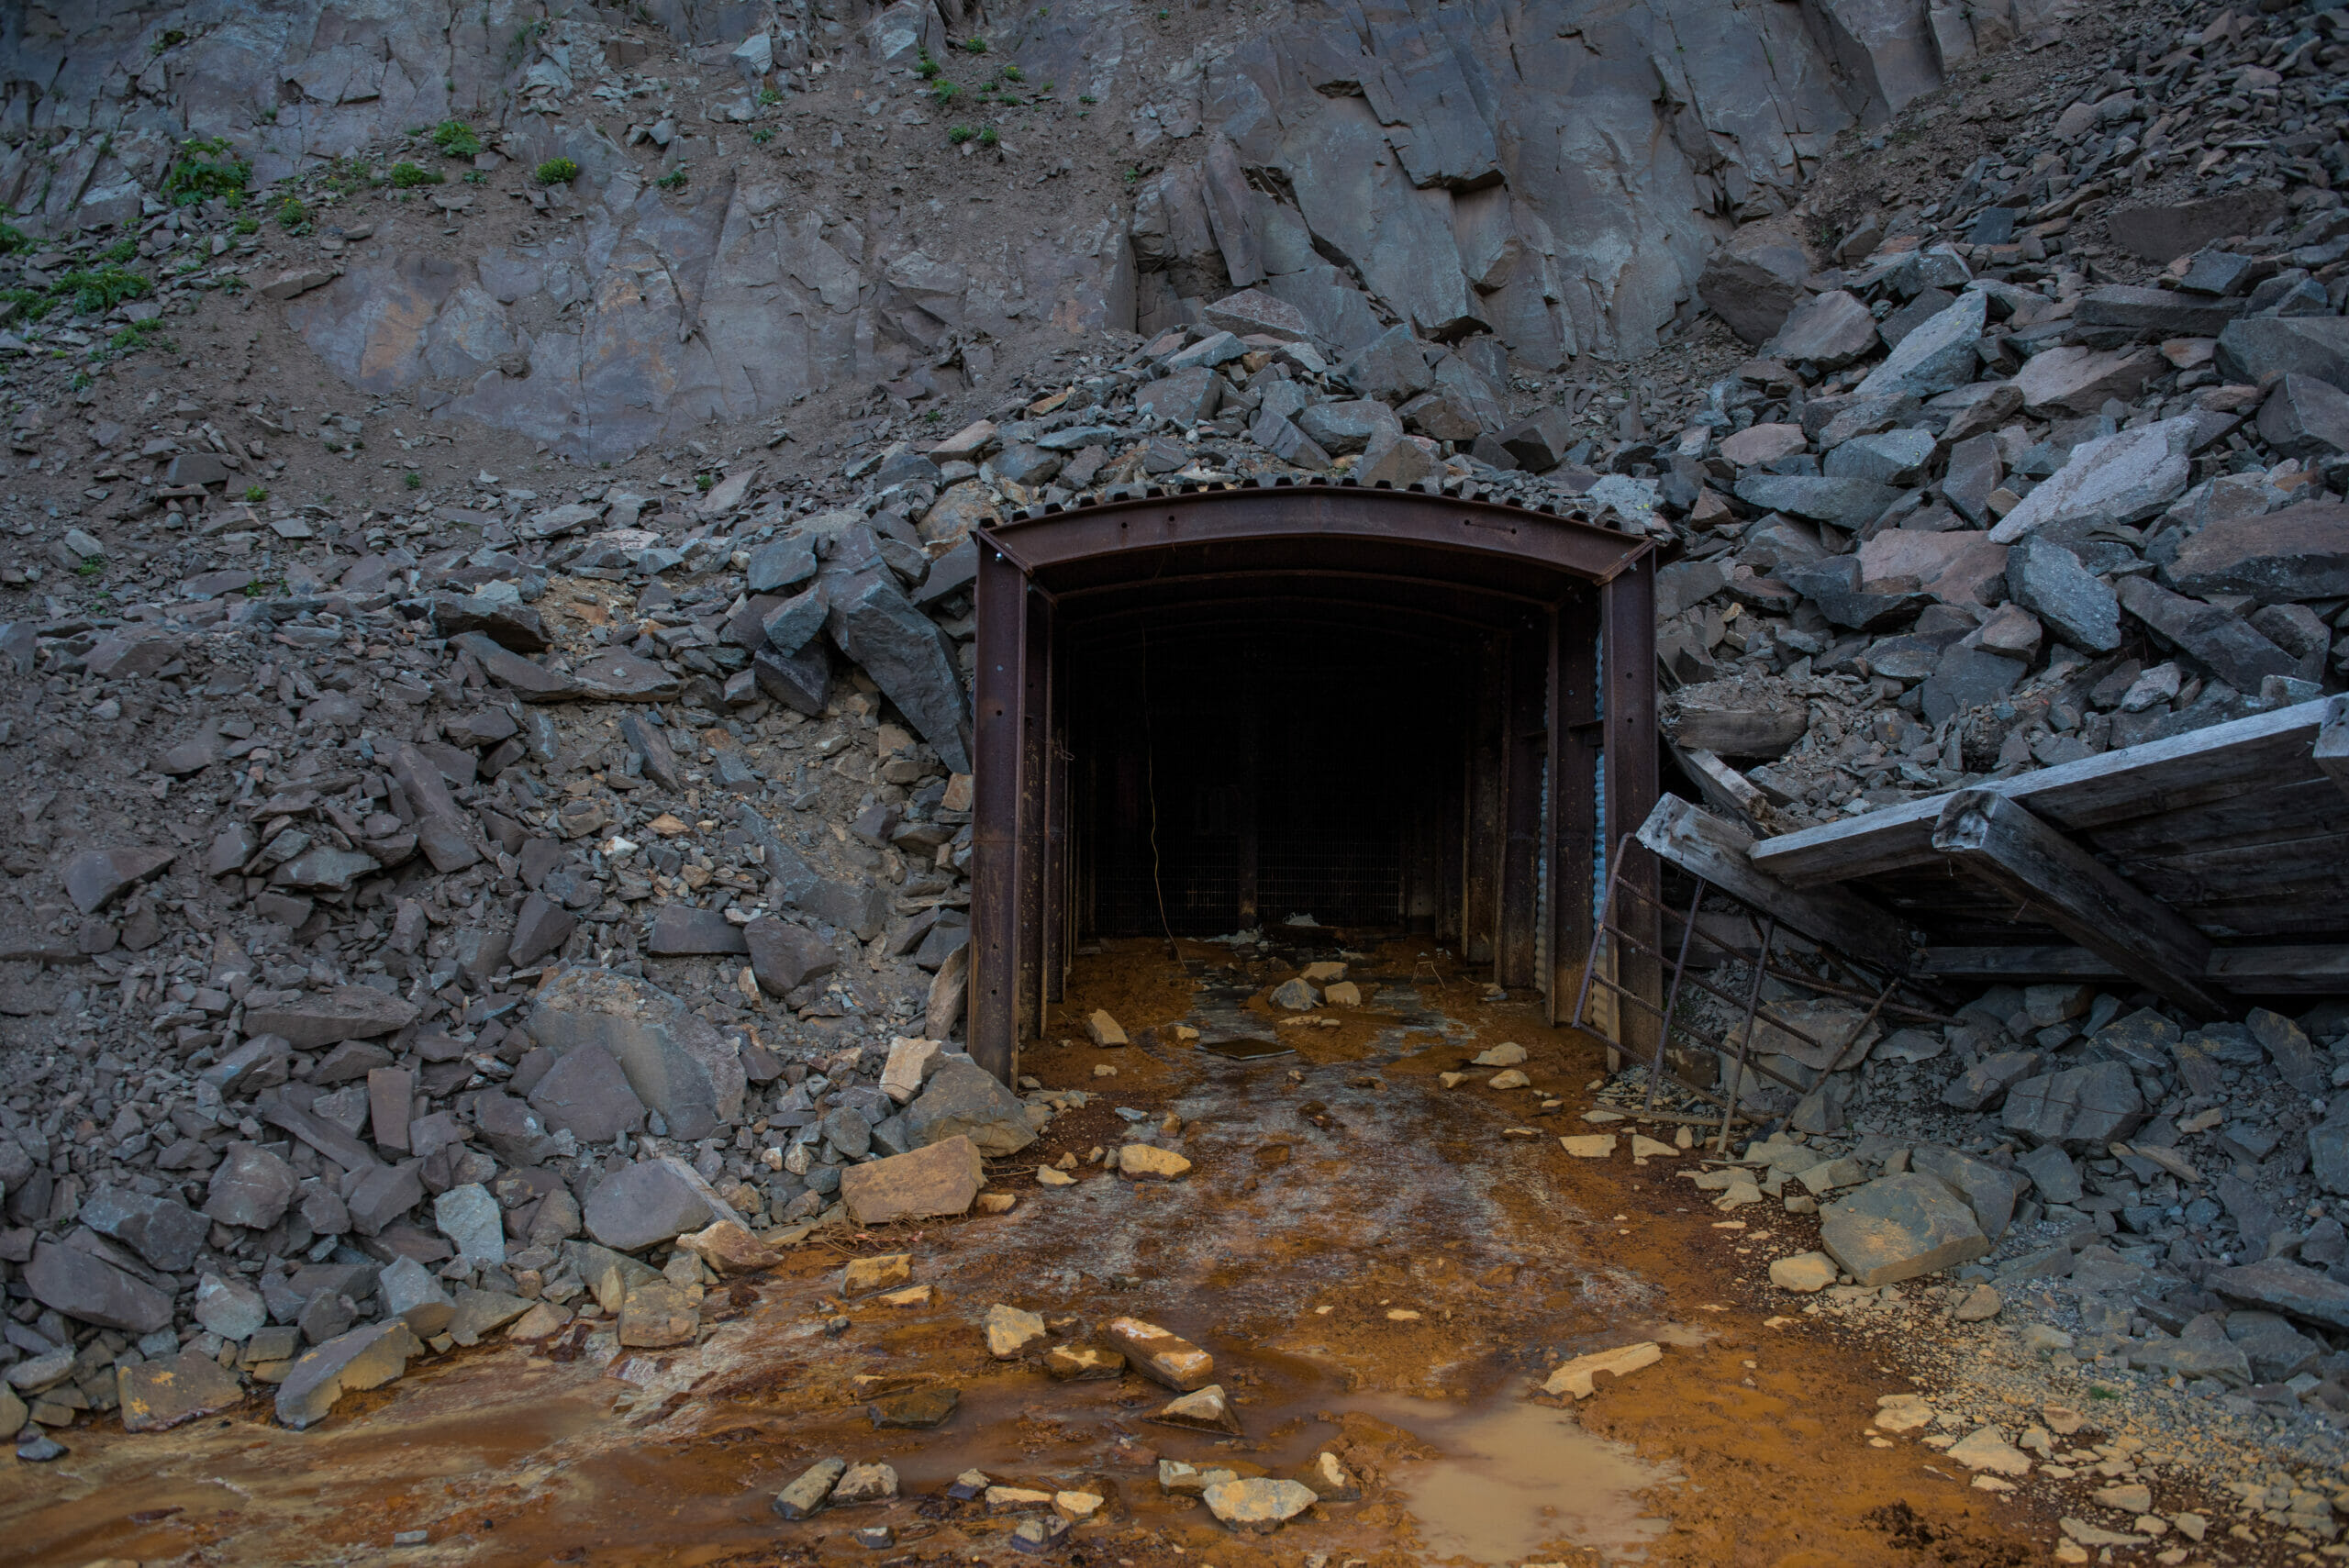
968;479;1663;1081
1072;617;1467;940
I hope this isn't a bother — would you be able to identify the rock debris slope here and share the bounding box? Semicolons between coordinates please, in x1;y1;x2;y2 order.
0;0;2343;1465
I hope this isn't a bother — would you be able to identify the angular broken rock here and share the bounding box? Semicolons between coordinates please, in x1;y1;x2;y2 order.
1946;1426;2032;1476
2206;1258;2349;1330
82;1187;207;1273
1542;1340;1663;1398
2165;501;2349;602
985;1303;1048;1358
2001;1062;2145;1150
839;1135;984;1225
275;1320;415;1429
243;985;421;1050
1153;1384;1244;1436
1108;1317;1214;1390
879;1035;943;1104
833;1462;900;1505
194;1272;269;1340
743;917;837;996
526;1042;647;1142
902;1062;1037;1156
1046;1345;1127;1380
843;1253;913;1297
1987;417;2195;544
1203;1475;1315;1530
117;1352;249;1432
63;847;177;914
1768;1252;1838;1293
1118;1144;1192;1180
379;1254;456;1338
774;1457;848;1519
1818;1173;1989;1287
528;966;745;1140
584;1160;716;1252
678;1219;785;1276
618;1279;698;1348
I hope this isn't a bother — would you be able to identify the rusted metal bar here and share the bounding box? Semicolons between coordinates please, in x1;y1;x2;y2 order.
970;543;1028;1084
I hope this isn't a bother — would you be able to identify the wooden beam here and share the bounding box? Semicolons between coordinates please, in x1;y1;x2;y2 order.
1928;788;2232;1018
1671;742;1777;835
1753;695;2346;888
1911;945;2123;982
1914;943;2349;995
1633;795;1914;973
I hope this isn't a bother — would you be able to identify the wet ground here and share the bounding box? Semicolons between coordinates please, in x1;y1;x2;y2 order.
7;935;2052;1568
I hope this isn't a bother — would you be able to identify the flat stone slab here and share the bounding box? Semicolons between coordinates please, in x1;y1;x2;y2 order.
1541;1340;1663;1397
275;1320;415;1429
1819;1173;1989;1287
118;1352;248;1431
1108;1317;1215;1390
840;1136;984;1225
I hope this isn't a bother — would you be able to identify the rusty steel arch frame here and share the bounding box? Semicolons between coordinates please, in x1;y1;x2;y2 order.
969;476;1660;1084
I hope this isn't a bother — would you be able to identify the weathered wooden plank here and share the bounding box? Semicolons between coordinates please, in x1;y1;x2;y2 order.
1632;795;1913;973
1917;943;2349;991
2208;945;2349;991
1930;788;2231;1018
2085;773;2349;861
1911;945;2123;981
1671;743;1776;833
1753;696;2344;887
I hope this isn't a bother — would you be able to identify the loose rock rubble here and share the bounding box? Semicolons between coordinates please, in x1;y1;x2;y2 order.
1;0;2348;1563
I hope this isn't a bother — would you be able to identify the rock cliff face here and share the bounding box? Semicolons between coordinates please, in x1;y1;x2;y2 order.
0;0;2061;457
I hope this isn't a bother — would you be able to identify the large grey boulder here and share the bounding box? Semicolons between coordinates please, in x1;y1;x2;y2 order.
1697;219;1814;345
2165;501;2349;602
118;1353;248;1432
902;1062;1039;1156
1819;1173;1990;1286
528;967;744;1140
827;575;971;774
1909;1148;2030;1240
527;1043;648;1142
275;1320;417;1430
2005;537;2120;653
2216;315;2349;392
2001;1062;2146;1150
1988;417;2196;544
25;1240;174;1333
2209;1259;2349;1330
584;1159;716;1252
81;1187;207;1272
1764;289;1878;368
1854;289;1986;399
205;1144;298;1229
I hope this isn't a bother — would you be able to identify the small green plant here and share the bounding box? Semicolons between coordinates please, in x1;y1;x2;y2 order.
962;35;988;51
322;156;369;195
933;78;961;104
243;484;269;503
1;286;51;323
758;85;783;105
107;319;169;355
69;371;92;391
405;470;423;489
534;156;580;183
99;238;139;263
232;215;259;234
258;106;278;125
1123;165;1140;184
914;50;941;79
948;125;976;144
160;136;250;207
58;264;151;314
431;118;483;159
751;127;774;145
655;165;689;189
276;196;309;228
0;223;30;254
1078;93;1097;105
1003;63;1024;81
77;557;103;577
695;472;715;492
388;161;443;187
979;125;998;147
241;579;271;597
218;274;245;295
1157;7;1169;17
462;170;487;184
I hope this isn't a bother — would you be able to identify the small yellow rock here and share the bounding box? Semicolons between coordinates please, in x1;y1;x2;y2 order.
1118;1145;1192;1180
1559;1134;1617;1158
1487;1069;1531;1090
1037;1167;1076;1186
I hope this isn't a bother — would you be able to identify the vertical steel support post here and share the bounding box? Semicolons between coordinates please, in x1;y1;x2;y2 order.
970;543;1029;1084
1547;588;1601;1024
1602;555;1661;1057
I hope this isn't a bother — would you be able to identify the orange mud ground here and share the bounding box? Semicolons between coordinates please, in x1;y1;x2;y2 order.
6;936;2054;1568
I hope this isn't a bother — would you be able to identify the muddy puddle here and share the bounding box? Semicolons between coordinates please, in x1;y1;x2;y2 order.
1362;1393;1677;1563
